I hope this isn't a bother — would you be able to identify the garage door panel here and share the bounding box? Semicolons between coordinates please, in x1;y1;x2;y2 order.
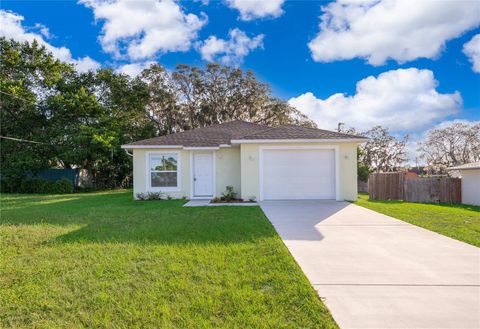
262;149;335;200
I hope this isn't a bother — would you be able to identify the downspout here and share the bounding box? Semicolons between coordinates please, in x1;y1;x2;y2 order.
124;149;133;157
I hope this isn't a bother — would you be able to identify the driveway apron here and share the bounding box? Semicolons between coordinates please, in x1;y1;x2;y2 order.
260;200;480;329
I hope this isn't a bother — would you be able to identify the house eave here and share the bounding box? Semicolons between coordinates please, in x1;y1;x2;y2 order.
121;145;183;149
447;166;480;171
121;145;230;150
230;138;368;144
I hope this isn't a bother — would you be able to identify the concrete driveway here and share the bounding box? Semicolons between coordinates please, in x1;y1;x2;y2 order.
260;201;480;329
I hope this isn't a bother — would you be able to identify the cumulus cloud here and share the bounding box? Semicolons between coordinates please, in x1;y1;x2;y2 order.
116;61;154;77
225;0;284;21
288;68;462;132
80;0;207;60
309;0;480;65
0;10;100;72
463;34;480;73
198;28;264;65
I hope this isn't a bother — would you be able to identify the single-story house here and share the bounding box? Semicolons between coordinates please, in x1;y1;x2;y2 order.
448;162;480;206
121;120;367;201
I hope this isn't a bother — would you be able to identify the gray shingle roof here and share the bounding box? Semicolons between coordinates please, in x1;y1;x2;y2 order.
124;120;366;147
127;121;268;147
234;124;365;140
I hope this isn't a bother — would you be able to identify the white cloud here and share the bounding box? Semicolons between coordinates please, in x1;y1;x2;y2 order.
0;10;100;72
225;0;284;21
309;0;480;65
198;28;264;65
32;23;53;39
80;0;207;60
116;61;154;77
288;68;462;132
463;34;480;73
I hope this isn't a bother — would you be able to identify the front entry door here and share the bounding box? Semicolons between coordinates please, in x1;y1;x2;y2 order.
193;152;214;197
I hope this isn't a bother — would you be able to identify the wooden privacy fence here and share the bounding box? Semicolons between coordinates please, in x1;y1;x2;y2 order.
368;172;461;203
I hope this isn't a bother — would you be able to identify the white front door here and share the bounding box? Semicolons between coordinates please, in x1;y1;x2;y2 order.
193;152;214;197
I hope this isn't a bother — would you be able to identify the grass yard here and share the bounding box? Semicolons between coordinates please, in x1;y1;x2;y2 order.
355;193;480;247
0;191;337;329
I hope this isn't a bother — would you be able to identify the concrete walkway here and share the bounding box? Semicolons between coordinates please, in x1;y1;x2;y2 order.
260;201;480;329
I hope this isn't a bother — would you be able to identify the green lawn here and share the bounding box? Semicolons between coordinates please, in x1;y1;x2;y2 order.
355;193;480;247
0;191;337;329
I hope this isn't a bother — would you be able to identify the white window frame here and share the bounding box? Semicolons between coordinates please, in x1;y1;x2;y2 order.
258;145;340;201
146;151;181;192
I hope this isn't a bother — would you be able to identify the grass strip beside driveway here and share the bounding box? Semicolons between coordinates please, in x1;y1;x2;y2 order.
355;193;480;247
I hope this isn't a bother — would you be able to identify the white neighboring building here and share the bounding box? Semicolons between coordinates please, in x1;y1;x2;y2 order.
449;162;480;206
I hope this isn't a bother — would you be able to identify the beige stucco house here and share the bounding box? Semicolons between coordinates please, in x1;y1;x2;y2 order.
121;121;367;201
448;162;480;206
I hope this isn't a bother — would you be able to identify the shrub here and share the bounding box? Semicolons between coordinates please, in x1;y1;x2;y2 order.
21;178;48;193
0;179;18;193
1;177;74;194
147;192;164;200
136;192;147;200
358;163;370;182
54;178;74;194
136;191;164;201
221;186;237;202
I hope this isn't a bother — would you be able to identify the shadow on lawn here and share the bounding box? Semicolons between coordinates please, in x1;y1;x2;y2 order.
1;191;277;245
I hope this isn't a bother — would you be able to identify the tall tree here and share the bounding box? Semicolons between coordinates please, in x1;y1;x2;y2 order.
45;69;153;188
1;38;316;190
418;122;480;172
1;38;154;188
169;63;315;129
140;64;178;135
0;38;73;180
360;126;408;173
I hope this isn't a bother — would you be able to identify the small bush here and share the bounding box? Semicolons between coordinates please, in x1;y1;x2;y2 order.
0;179;19;193
147;192;164;200
1;177;74;194
54;178;74;194
136;193;147;200
136;191;164;201
358;163;370;182
221;186;237;202
21;178;47;193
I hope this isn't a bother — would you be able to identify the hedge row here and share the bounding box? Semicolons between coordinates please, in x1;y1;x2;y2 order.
1;177;74;194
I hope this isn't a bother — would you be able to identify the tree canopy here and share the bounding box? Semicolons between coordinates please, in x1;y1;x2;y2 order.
0;38;313;189
418;122;480;172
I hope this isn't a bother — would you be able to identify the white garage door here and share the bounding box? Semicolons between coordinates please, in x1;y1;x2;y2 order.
262;149;335;200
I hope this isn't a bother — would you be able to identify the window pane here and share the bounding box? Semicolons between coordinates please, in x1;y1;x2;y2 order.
162;155;177;171
151;172;177;187
150;155;177;171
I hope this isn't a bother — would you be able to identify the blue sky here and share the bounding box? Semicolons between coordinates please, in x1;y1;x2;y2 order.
1;0;479;149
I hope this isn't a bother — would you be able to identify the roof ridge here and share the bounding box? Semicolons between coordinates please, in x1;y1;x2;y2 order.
282;124;366;139
237;125;278;139
153;120;262;138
